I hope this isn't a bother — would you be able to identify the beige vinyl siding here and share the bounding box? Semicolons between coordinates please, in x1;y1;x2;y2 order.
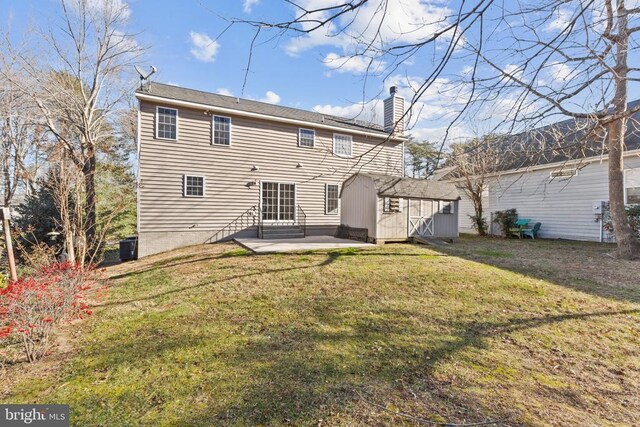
138;101;403;254
487;156;640;240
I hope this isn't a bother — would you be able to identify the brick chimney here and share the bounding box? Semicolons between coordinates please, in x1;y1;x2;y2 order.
383;86;405;134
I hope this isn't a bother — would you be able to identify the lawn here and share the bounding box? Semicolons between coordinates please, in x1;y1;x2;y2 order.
2;236;639;426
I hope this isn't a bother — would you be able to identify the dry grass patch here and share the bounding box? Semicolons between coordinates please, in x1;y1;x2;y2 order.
1;238;639;426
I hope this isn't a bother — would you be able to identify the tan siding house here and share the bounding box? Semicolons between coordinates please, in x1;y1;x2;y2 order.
136;83;407;257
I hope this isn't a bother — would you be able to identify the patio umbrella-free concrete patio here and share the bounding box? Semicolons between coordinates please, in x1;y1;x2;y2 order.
234;236;375;254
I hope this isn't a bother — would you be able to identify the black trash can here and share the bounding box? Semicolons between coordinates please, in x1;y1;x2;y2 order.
119;236;138;261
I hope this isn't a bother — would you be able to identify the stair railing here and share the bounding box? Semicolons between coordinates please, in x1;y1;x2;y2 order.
210;205;260;242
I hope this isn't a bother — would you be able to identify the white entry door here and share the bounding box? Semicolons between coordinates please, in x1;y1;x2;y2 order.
408;199;434;237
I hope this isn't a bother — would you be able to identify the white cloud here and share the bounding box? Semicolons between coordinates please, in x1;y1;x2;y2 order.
84;0;131;19
189;31;220;63
243;0;260;13
545;7;572;32
285;0;454;56
259;91;281;104
548;61;573;82
216;88;234;96
323;53;385;74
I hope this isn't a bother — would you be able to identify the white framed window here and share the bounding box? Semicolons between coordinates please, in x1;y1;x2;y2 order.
440;201;455;214
183;175;205;197
625;168;640;204
383;197;402;213
325;184;339;214
333;134;352;157
156;107;178;140
299;128;315;148
213;116;232;145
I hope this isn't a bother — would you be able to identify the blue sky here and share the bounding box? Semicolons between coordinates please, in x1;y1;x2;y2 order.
2;0;640;144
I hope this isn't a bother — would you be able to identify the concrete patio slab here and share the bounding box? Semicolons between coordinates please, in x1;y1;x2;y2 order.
234;236;375;254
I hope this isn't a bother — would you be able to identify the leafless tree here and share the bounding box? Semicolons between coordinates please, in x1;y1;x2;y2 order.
0;0;143;260
0;58;42;206
447;135;505;235
230;0;640;259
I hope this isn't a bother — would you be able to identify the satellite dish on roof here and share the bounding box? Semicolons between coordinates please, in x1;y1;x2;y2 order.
135;65;157;90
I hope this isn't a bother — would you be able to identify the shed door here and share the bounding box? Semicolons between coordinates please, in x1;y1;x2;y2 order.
408;199;434;237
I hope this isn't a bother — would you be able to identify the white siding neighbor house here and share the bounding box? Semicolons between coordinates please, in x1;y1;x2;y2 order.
446;107;640;242
135;83;408;257
340;173;460;243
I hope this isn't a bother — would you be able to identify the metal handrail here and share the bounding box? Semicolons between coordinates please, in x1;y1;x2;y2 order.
296;205;307;237
211;205;259;242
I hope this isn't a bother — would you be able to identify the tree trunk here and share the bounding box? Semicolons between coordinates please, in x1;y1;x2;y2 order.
83;150;97;259
608;0;640;259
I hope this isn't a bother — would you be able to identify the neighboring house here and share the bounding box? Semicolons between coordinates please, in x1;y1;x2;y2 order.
340;173;460;243
135;83;407;257
444;105;640;242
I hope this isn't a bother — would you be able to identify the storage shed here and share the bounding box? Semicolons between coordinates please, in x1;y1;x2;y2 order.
340;173;460;243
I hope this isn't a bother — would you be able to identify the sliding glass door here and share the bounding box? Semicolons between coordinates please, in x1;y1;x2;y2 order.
261;182;296;223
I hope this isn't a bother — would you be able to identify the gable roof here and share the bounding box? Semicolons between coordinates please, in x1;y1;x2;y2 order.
347;173;460;201
491;100;640;171
136;82;401;138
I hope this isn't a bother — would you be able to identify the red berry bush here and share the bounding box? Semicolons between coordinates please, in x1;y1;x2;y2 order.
0;262;100;363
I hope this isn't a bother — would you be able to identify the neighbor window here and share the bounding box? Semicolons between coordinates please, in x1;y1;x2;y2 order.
299;128;315;148
550;168;579;179
156;107;177;140
213;116;231;145
325;184;339;214
333;134;352;157
184;175;204;197
625;168;640;204
383;197;401;213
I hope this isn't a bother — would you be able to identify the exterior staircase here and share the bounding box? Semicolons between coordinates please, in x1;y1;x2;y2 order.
260;225;305;239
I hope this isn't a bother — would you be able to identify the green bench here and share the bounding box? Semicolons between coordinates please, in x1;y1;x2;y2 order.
509;218;531;238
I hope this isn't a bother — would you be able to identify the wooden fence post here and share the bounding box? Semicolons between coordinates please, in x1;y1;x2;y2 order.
1;207;17;282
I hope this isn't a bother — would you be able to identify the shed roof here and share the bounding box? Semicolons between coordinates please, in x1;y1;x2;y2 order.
347;173;460;201
137;82;401;138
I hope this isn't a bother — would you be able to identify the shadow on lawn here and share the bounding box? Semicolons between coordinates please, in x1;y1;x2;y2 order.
427;239;640;305
169;305;637;426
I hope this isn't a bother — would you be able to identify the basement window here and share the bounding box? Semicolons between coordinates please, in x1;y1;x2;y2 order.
184;175;205;197
383;197;402;213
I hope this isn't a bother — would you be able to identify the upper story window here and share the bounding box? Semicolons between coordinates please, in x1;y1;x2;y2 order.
156;107;177;140
625;168;640;204
184;175;205;197
213;116;231;145
299;128;315;148
325;184;339;214
333;134;352;157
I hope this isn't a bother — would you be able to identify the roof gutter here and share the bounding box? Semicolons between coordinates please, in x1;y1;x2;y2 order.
136;92;408;142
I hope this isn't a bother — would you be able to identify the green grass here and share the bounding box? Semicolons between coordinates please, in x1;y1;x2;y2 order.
2;239;640;426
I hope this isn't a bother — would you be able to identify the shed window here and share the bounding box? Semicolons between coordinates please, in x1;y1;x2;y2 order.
184;175;204;197
213;116;231;145
299;129;315;148
383;197;401;213
325;184;339;214
625;168;640;204
440;201;454;214
333;134;352;157
156;107;177;140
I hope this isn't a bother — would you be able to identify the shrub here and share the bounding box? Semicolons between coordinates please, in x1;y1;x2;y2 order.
492;209;518;237
0;262;99;363
469;214;488;236
602;204;640;239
